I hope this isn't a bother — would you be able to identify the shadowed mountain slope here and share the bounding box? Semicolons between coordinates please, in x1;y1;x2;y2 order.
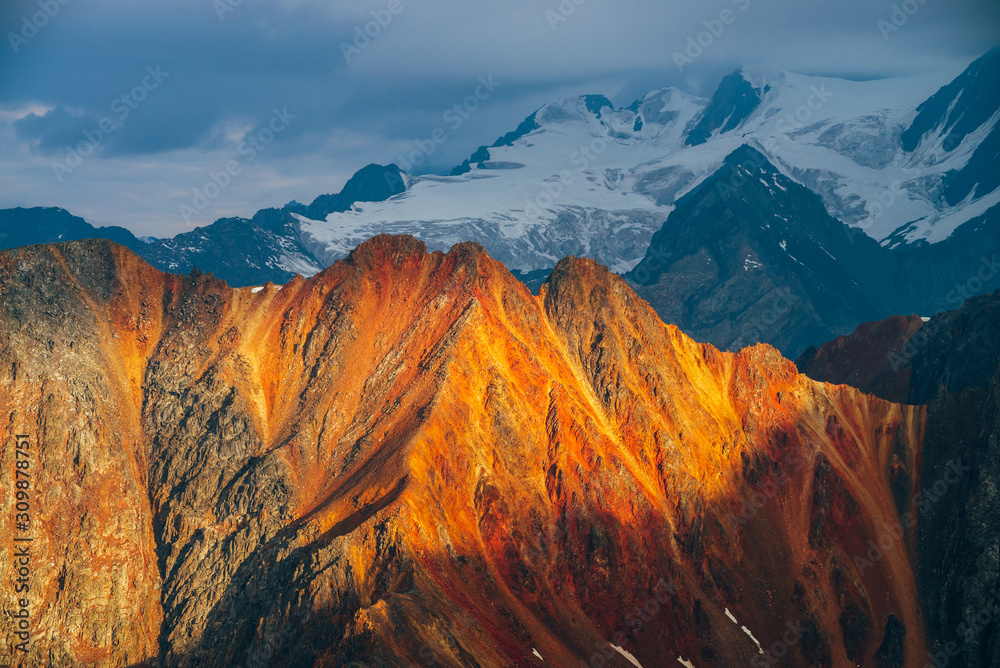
798;292;1000;668
0;237;930;667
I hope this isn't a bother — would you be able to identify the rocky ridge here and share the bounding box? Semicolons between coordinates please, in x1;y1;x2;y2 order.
797;292;1000;668
0;238;931;667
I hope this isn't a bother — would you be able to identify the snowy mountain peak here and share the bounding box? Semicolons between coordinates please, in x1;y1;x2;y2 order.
900;47;1000;208
738;65;787;92
903;47;1000;154
310;56;993;278
685;68;768;146
533;95;598;126
452;87;709;176
61;50;992;292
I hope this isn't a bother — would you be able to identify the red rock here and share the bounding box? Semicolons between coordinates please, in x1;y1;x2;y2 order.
0;238;927;667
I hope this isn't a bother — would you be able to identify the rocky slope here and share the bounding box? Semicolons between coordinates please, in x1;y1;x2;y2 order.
794;315;926;403
626;144;893;357
797;292;1000;668
796;291;1000;405
628;143;1000;358
0;238;931;667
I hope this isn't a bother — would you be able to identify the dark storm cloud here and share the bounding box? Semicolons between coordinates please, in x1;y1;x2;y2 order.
13;106;99;153
0;0;997;235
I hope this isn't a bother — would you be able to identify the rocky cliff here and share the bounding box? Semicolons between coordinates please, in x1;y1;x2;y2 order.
798;293;1000;668
0;238;930;667
627;145;894;358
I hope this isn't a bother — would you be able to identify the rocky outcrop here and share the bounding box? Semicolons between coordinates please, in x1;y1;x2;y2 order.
798;291;1000;668
627;145;893;358
795;315;926;404
628;143;1000;360
0;238;931;666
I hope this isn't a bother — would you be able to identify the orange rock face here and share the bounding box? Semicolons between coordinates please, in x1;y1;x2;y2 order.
0;237;926;667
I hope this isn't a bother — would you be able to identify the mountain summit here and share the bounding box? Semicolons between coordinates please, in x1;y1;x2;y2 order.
0;237;929;666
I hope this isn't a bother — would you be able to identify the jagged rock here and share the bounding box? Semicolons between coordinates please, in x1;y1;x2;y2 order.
0;238;932;666
798;291;1000;668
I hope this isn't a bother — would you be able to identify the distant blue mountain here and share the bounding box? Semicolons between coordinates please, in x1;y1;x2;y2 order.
0;164;404;287
902;48;1000;205
0;207;144;252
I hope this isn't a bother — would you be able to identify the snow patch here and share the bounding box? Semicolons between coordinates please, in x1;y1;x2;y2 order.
741;626;765;655
677;657;696;668
611;644;644;668
916;189;1000;244
251;287;265;294
532;648;543;661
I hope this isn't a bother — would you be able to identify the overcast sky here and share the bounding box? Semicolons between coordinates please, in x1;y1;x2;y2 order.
0;0;997;238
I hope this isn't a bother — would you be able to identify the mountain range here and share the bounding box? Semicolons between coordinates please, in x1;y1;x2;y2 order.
0;236;935;667
3;49;999;358
626;143;1000;356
